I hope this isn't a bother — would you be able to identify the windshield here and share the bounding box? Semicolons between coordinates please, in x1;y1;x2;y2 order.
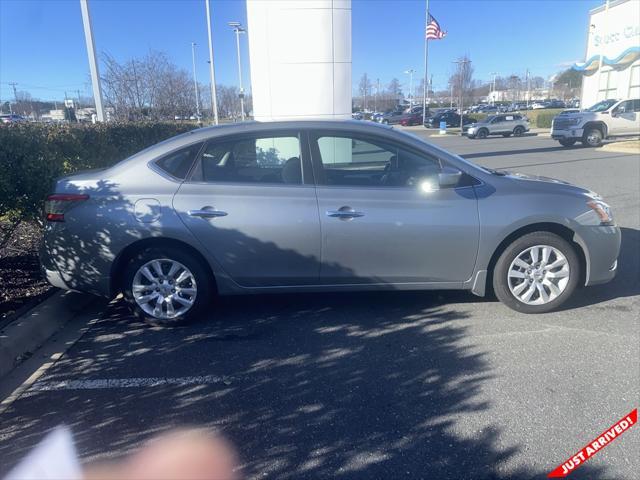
585;99;617;112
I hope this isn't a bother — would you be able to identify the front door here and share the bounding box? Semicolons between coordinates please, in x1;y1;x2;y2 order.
173;132;321;287
307;131;480;285
610;100;640;135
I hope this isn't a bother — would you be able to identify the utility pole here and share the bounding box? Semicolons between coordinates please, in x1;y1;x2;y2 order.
205;0;219;125
404;69;415;109
191;42;201;123
452;58;471;135
79;0;105;121
228;21;246;121
525;69;530;107
375;78;380;112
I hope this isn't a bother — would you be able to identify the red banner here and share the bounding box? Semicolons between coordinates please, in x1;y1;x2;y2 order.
547;408;637;478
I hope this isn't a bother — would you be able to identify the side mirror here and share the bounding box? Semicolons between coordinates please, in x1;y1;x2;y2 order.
438;167;463;188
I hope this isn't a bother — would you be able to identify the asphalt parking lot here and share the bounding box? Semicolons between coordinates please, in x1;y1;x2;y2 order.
1;133;638;479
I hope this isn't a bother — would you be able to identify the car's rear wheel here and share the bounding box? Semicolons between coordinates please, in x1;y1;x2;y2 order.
513;126;525;136
582;127;603;147
123;247;213;326
559;138;577;147
477;128;489;139
492;232;580;313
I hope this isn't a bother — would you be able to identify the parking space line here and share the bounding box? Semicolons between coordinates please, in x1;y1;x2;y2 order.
31;375;234;391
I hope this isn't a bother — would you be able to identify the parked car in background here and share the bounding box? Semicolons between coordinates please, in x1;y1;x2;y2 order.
0;114;27;124
371;112;385;123
479;105;498;114
424;111;475;128
40;119;620;323
531;101;548;110
399;112;423;126
548;100;566;109
351;112;364;120
380;109;408;125
467;114;530;139
552;98;640;147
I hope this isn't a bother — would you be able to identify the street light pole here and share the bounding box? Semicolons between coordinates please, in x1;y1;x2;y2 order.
79;0;105;121
404;69;415;109
490;72;497;105
205;0;219;125
228;21;246;121
191;42;201;123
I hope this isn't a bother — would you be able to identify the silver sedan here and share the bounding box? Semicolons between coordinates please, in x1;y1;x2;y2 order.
41;120;620;324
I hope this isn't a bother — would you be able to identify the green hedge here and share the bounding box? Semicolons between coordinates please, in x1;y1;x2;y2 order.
0;122;195;225
532;112;556;129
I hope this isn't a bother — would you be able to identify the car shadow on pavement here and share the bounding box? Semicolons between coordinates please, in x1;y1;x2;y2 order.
0;289;611;479
564;227;640;310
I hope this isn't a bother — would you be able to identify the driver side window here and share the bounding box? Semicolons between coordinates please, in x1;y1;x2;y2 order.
311;134;441;188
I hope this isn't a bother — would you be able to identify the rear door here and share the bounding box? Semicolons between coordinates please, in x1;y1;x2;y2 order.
173;131;321;287
308;130;480;285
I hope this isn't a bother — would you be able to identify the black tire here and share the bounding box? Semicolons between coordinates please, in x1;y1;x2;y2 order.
122;246;214;326
582;127;603;147
382;119;389;124
559;138;577;147
492;232;580;314
513;126;525;136
477;128;489;139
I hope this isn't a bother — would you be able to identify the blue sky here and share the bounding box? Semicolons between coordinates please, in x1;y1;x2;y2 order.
0;0;602;102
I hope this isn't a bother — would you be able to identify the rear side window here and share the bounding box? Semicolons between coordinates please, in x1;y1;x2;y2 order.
192;135;302;185
155;143;203;180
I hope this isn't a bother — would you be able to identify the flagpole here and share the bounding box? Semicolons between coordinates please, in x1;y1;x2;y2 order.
422;0;429;125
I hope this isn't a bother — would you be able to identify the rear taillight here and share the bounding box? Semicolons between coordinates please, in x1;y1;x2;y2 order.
44;194;89;222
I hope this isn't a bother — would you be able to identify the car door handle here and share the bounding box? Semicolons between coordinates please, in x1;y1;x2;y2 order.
326;208;365;219
188;208;228;218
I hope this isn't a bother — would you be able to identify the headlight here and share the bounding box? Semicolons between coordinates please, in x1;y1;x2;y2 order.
587;200;614;225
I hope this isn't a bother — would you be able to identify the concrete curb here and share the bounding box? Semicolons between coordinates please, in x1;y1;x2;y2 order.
0;291;97;379
600;140;640;154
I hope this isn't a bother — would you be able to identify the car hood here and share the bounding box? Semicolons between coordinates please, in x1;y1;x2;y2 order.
502;171;593;195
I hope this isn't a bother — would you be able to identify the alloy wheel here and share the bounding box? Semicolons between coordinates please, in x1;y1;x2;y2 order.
507;245;570;305
132;258;197;319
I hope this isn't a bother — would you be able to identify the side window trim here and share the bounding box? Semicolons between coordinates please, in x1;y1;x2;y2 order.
185;130;311;186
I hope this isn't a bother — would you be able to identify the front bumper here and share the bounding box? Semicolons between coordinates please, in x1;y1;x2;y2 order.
551;128;584;140
575;224;621;286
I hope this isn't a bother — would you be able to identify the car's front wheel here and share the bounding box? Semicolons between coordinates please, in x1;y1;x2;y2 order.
513;126;525;136
476;128;489;139
493;232;580;313
582;127;603;147
123;246;213;326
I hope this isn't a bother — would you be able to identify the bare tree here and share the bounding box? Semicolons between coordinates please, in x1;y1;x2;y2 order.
449;55;474;108
358;73;372;111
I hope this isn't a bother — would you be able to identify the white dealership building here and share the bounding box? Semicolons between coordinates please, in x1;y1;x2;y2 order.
574;0;640;107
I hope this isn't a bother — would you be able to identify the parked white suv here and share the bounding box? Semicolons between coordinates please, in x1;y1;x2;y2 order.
551;99;640;147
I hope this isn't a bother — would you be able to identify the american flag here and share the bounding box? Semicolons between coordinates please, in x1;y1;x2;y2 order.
426;14;446;40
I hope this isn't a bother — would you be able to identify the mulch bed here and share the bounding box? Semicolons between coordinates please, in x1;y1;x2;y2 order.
0;220;53;323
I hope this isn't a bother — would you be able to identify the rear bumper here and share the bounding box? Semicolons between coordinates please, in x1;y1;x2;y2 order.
39;225;112;297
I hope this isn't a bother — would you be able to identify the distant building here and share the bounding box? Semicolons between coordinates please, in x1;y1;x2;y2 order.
573;0;640;107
